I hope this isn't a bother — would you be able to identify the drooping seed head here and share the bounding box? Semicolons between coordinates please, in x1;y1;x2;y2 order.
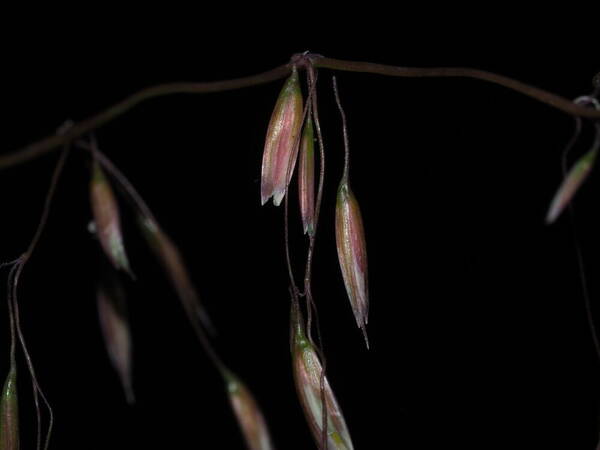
225;371;274;450
138;215;214;334
546;148;597;224
261;66;304;206
335;179;369;348
97;272;134;404
90;161;132;275
0;366;19;450
299;116;316;235
291;302;354;450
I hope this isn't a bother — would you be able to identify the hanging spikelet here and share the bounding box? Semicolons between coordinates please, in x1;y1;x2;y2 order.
546;148;597;224
138;215;213;333
0;366;19;450
299;116;316;235
332;76;370;348
261;66;304;206
224;371;274;450
291;302;354;450
97;270;135;404
90;160;132;275
335;179;369;348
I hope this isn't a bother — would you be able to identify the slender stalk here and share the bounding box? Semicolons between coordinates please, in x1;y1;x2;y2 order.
301;65;327;349
5;263;18;366
1;54;599;170
283;182;299;299
305;65;330;450
564;123;600;360
8;144;70;450
332;77;350;183
187;312;228;377
592;72;600;98
304;65;327;337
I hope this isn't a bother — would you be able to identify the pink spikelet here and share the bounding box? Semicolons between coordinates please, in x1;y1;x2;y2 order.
290;301;354;450
335;179;369;348
97;271;135;404
261;66;303;206
90;161;132;276
138;215;214;334
225;371;274;450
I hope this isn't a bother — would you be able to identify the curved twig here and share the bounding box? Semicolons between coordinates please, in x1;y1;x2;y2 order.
312;56;600;119
1;54;599;170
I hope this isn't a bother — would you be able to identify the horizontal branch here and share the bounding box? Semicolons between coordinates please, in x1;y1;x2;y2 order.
312;56;600;119
0;63;293;169
1;54;598;169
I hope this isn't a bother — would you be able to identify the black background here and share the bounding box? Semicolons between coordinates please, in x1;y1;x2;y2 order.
1;28;599;449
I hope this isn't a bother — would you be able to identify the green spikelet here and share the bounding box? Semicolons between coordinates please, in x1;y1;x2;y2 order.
0;366;19;450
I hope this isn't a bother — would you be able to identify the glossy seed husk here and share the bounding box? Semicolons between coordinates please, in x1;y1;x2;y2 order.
291;302;354;450
0;366;19;450
299;116;315;236
225;372;274;450
97;272;135;404
90;161;132;275
335;180;369;347
261;66;304;206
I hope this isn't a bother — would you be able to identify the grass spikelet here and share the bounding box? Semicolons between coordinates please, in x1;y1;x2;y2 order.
546;148;597;224
138;215;214;334
335;179;369;348
97;270;135;404
224;371;274;450
299;116;315;235
291;302;354;450
0;366;19;450
90;161;132;276
261;66;303;206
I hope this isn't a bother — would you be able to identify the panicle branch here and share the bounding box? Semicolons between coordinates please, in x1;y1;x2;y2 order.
2;53;599;170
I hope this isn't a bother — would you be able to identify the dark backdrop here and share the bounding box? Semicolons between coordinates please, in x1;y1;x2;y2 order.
1;34;599;449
